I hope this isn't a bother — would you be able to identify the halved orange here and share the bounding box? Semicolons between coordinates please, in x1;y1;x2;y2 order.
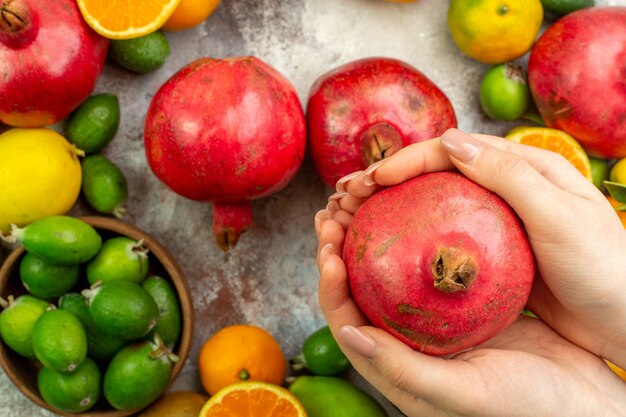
77;0;182;39
198;382;307;417
505;127;593;181
606;360;626;381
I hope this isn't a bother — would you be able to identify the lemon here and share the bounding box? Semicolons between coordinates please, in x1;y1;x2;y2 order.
0;129;83;233
448;0;544;64
162;0;221;32
610;158;626;185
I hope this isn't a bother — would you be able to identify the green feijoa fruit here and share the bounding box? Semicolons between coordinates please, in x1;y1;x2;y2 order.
589;157;611;193
59;293;127;361
66;93;120;155
1;216;102;265
104;337;178;410
84;280;159;340
291;326;350;376
290;376;388;417
87;237;149;285
32;309;88;373
38;357;101;413
0;295;51;358
541;0;594;17
142;276;181;348
110;31;170;74
20;253;79;299
479;63;530;121
81;155;129;219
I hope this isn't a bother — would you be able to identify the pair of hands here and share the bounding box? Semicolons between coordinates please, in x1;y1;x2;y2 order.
315;129;626;417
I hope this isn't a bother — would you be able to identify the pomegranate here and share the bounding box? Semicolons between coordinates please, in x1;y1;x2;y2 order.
144;57;306;251
307;58;457;187
0;0;109;128
529;7;626;158
344;172;535;355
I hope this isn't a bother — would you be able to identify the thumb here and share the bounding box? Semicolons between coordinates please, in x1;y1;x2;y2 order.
439;129;566;223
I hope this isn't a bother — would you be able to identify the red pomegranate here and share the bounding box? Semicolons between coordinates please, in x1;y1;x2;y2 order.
307;58;457;187
529;7;626;158
344;172;535;355
0;0;109;127
144;57;306;251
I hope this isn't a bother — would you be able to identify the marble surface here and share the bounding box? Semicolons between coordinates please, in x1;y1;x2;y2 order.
1;0;625;416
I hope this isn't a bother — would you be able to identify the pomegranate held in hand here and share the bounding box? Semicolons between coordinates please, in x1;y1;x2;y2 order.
344;172;535;355
0;0;109;127
529;7;626;158
144;57;306;251
307;58;457;187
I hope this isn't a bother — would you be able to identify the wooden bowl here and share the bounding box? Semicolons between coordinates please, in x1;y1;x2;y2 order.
0;217;194;417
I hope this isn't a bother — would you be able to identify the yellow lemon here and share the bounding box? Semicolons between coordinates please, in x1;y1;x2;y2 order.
162;0;221;32
0;129;83;233
609;158;626;185
448;0;543;64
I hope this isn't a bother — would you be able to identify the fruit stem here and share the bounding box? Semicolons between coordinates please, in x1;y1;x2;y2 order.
113;206;127;219
431;247;478;293
359;122;403;167
149;333;180;362
0;224;23;245
212;201;253;252
0;295;12;309
131;239;150;259
238;369;250;381
0;0;38;48
289;354;306;371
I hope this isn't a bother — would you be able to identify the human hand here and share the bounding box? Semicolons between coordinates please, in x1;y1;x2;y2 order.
316;128;626;369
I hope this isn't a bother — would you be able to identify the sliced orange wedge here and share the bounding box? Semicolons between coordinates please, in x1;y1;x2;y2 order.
505;127;593;181
199;382;307;417
77;0;182;39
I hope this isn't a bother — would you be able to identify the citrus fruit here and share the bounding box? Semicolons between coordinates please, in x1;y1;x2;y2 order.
110;31;171;73
103;337;177;410
291;326;350;376
162;0;221;32
86;237;148;286
198;324;286;395
138;391;208;417
447;0;544;64
589;157;610;192
607;197;626;229
20;253;80;299
84;280;159;340
0;295;50;358
38;358;101;413
480;63;530;121
143;276;182;348
81;155;129;218
541;0;594;17
0;129;83;233
198;381;306;417
2;216;102;266
606;360;626;381
505;127;593;180
610;158;626;185
66;94;120;155
76;0;182;40
32;309;88;373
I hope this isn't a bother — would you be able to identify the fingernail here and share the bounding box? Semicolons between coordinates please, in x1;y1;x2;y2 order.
314;209;331;232
326;200;340;215
363;160;386;187
440;129;482;163
336;171;363;193
338;326;377;358
328;192;348;202
320;243;334;266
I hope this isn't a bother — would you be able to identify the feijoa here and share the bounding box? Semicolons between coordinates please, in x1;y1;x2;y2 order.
20;253;79;299
87;237;149;285
66;93;120;155
480;63;530;121
291;326;350;376
143;276;181;348
32;309;88;373
0;295;51;358
541;0;594;17
81;155;129;218
110;31;170;73
38;357;101;413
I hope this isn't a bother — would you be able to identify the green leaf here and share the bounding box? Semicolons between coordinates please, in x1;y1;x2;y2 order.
604;181;626;204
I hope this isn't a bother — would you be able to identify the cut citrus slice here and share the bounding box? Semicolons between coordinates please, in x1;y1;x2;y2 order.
505;127;593;181
199;382;307;417
76;0;182;40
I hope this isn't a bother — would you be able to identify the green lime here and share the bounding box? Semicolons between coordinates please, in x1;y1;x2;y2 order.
20;253;79;299
291;326;350;376
142;276;181;348
541;0;594;17
289;376;387;417
32;309;88;373
87;237;149;286
110;31;170;73
85;280;159;340
3;216;102;265
589;157;611;193
479;63;530;121
66;94;120;155
38;357;101;413
81;155;129;218
59;293;127;361
0;295;51;358
104;337;177;411
610;158;626;185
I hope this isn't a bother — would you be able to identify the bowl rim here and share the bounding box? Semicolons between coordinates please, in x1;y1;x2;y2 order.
0;216;195;417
